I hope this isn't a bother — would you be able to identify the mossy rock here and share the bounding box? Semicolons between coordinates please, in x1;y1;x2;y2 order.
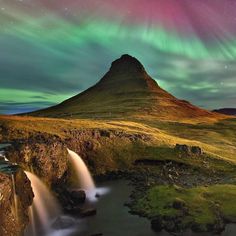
132;184;236;233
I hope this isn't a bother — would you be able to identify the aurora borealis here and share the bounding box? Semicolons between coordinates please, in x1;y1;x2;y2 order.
0;0;236;114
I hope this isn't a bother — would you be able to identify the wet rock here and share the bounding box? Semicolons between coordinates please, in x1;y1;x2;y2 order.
214;219;225;234
69;190;86;204
191;223;205;232
165;220;176;232
65;206;97;217
151;216;163;232
79;207;97;217
64;205;80;214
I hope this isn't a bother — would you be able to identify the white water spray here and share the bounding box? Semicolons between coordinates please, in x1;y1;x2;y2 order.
67;149;109;201
24;171;61;236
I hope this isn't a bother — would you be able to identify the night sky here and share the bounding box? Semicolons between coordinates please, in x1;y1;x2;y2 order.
0;0;236;114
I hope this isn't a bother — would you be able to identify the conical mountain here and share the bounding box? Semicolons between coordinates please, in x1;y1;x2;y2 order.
29;54;221;121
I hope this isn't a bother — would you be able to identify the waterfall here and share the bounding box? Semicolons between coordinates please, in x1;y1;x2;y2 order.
67;149;95;191
24;171;61;236
11;174;19;225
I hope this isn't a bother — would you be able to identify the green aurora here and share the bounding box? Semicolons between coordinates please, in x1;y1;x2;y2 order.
0;1;236;113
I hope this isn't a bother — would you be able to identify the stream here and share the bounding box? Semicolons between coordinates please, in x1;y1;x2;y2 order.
47;180;236;236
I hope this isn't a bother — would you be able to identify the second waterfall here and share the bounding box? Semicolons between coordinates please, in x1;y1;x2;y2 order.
67;148;95;191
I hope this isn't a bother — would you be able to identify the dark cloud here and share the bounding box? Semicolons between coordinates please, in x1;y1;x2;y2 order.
0;101;56;114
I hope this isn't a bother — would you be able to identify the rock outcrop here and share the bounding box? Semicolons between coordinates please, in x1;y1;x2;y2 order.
0;126;152;235
0;170;33;236
175;144;202;156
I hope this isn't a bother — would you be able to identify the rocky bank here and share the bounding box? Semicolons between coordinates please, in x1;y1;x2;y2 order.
0;128;152;235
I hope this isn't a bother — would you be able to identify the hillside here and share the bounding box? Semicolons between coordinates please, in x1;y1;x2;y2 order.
28;54;223;122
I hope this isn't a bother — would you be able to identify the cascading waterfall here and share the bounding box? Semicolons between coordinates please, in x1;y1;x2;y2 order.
11;174;19;225
67;149;95;191
24;171;61;236
23;149;108;235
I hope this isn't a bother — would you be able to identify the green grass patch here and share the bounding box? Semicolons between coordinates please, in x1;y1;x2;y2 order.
133;184;236;232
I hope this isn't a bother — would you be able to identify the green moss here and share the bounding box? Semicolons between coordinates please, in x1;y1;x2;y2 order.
133;184;236;231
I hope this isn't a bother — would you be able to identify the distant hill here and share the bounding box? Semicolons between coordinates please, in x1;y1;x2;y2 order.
28;54;223;121
213;108;236;116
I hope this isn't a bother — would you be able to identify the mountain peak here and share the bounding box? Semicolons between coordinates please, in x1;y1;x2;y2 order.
29;54;221;121
99;54;159;93
109;54;145;75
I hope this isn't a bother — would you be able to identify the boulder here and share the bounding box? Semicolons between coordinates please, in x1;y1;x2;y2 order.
65;205;97;217
79;207;97;217
151;216;163;232
175;144;191;154
69;190;86;204
175;144;202;156
191;146;202;155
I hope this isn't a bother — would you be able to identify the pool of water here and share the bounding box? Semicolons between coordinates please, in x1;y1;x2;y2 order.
71;180;159;236
44;180;236;236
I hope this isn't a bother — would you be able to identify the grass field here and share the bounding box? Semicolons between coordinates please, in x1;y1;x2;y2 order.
1;115;236;163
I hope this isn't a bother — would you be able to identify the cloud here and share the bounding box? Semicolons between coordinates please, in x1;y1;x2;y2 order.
0;101;56;114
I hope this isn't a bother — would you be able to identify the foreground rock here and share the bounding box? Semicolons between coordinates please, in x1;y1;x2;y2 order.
0;170;33;236
58;188;86;208
68;189;86;204
0;125;153;235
